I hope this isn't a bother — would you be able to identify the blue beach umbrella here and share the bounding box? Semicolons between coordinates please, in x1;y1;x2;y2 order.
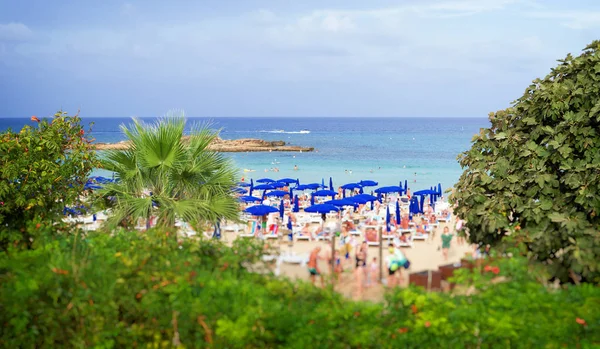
270;181;287;189
279;200;285;219
404;180;408;195
347;196;369;204
295;184;309;190
293;195;300;212
239;195;263;203
324;199;359;208
289;187;294;200
413;189;437;196
245;205;279;216
386;205;391;232
359;180;378;187
313;189;337;198
437;183;443;195
374;186;403;194
232;187;247;194
329;177;334;191
253;183;275;190
249;179;254;195
321;178;326;189
256;178;275;183
265;190;289;198
278;178;297;184
311;195;315;205
237;182;251;187
420;195;425;214
304;204;340;214
305;183;321;190
396;200;401;225
340;183;362;198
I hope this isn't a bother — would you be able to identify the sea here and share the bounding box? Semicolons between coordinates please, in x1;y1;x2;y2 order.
0;117;489;193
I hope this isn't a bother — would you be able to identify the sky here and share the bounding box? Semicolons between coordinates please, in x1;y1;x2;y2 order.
0;0;598;118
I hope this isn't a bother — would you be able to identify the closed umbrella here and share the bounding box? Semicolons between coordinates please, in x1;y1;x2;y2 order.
386;205;391;232
409;197;420;215
293;195;300;212
329;177;334;191
279;199;284;219
420;195;425;214
249;178;254;195
404;180;408;195
396;200;401;225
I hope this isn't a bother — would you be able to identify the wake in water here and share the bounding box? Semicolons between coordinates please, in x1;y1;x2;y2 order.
259;129;310;134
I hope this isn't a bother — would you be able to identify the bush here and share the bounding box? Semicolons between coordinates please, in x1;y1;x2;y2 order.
1;229;598;348
452;41;600;283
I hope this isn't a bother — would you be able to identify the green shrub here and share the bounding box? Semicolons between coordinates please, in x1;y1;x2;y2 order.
1;229;598;348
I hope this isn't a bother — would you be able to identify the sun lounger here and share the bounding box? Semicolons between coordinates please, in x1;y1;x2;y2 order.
413;233;429;241
239;221;257;238
265;225;279;239
437;213;452;222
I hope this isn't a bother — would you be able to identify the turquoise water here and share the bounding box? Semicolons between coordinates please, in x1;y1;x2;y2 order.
0;117;489;192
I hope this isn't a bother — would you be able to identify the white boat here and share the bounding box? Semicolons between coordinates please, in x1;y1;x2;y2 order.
299;129;310;134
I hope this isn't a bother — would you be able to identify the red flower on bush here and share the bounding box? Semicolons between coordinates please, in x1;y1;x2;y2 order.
36;223;41;229
576;318;587;326
31;116;40;122
398;327;409;333
491;267;500;275
79;129;85;135
484;265;493;272
411;304;418;314
424;321;431;328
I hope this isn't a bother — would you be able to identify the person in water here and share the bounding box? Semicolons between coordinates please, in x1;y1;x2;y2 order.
293;165;299;171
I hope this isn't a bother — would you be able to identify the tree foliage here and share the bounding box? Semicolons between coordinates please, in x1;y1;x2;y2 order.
98;113;239;228
1;228;598;348
0;111;97;249
451;41;600;283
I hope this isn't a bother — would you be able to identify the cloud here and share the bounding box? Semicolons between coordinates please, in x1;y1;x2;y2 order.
0;22;33;42
528;11;600;29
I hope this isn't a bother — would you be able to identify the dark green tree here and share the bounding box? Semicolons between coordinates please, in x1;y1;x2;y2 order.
451;41;600;283
0;111;98;249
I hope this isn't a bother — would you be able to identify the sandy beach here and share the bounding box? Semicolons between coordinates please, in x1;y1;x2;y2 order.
220;216;472;302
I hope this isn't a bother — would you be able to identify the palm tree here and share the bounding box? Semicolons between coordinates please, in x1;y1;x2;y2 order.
98;112;239;230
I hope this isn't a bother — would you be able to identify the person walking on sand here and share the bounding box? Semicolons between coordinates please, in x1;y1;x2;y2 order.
441;226;453;261
354;241;368;298
308;246;324;287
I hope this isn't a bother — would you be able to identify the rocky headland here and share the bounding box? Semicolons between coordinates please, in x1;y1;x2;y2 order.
93;137;314;152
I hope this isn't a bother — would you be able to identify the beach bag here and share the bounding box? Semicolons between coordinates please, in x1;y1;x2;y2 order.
403;260;411;269
456;219;463;231
390;260;401;272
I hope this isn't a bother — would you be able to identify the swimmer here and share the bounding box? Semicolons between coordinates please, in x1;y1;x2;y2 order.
293;165;299;171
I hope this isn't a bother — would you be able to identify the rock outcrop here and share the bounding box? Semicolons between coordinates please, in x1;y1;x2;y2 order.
93;137;314;152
